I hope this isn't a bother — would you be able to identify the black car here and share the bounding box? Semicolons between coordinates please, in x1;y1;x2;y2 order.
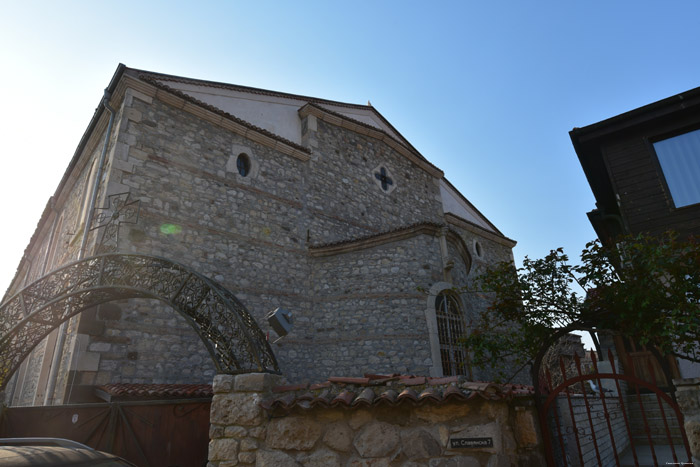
0;438;136;466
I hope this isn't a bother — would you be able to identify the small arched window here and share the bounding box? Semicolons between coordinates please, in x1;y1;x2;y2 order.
236;153;251;177
435;292;470;377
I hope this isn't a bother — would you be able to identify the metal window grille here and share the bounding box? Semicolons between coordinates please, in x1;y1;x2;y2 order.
436;292;470;377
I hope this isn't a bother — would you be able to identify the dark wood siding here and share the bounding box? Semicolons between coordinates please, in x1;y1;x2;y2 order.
602;124;700;240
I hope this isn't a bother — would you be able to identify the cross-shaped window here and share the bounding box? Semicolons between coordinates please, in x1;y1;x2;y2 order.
374;167;393;191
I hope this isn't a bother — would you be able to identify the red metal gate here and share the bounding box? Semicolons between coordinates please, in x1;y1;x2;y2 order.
538;349;691;466
0;398;210;467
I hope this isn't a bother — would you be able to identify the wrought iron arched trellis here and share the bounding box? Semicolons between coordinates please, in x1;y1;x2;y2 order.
0;254;280;390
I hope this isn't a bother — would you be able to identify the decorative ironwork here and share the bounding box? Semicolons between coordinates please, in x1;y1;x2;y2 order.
90;192;141;254
0;254;280;390
537;348;691;466
435;292;470;378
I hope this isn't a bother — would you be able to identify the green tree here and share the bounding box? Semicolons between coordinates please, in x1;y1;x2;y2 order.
464;233;700;381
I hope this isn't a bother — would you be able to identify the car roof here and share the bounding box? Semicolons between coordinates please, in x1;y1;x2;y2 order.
0;445;135;466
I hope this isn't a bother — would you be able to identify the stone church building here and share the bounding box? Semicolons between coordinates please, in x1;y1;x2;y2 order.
2;65;516;406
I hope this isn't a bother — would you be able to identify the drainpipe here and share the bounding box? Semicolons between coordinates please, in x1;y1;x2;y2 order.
44;90;116;405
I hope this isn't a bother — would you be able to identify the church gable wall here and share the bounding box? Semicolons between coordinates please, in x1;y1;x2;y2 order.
6;77;520;405
69;92;315;387
305;119;443;244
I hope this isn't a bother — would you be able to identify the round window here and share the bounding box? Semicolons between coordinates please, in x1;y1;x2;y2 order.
236;153;251;177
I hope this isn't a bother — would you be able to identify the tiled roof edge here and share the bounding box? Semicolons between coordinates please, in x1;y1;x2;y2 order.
139;76;311;156
134;68;375;112
441;177;506;236
260;374;533;413
299;103;442;178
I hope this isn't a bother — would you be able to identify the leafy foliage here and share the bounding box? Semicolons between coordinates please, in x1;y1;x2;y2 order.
463;233;700;379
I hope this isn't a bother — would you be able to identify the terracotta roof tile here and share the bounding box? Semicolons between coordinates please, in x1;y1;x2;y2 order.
401;376;427;386
331;390;356;407
94;383;212;401
261;374;534;413
353;388;376;406
397;387;419;403
272;383;309;393
309;381;332;390
328;376;371;385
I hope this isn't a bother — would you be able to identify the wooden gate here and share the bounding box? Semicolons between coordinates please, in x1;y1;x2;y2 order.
538;349;691;466
0;398;210;467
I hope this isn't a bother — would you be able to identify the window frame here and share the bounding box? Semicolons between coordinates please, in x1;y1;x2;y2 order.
425;282;472;378
649;124;700;210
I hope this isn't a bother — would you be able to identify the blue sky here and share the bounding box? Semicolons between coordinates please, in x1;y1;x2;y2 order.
2;1;700;295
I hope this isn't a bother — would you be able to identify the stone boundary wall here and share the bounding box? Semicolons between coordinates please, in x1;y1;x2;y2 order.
674;377;700;464
208;373;545;466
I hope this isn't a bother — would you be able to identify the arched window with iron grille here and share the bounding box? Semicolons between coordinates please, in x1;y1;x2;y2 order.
435;292;471;377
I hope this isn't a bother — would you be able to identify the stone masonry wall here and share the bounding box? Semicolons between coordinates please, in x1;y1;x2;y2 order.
289;234;443;380
674;377;700;464
307;120;444;245
208;373;545;467
69;87;486;387
7;77;518;405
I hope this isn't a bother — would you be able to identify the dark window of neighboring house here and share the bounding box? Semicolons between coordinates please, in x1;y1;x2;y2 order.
436;292;471;377
653;128;700;208
237;153;251;177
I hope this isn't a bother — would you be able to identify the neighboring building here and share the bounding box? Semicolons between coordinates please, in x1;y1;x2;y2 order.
2;65;517;406
571;86;700;246
571;85;700;379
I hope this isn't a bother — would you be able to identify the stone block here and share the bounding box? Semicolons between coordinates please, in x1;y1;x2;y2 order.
224;426;247;438
322;420;353;452
348;409;373;430
298;448;340;467
239;438;257;451
124;107;142;123
415;402;472;423
127;88;153;105
238;451;256;464
209;424;224;439
347;458;391;467
256;450;300;467
266;416;322;451
428;456;481;467
353;421;400;458
210;393;262;426
513;408;539;448
212;375;235;393
401;428;442;459
234;372;285;392
208;438;239;462
74;351;100;372
685;417;700;460
248;426;266;439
